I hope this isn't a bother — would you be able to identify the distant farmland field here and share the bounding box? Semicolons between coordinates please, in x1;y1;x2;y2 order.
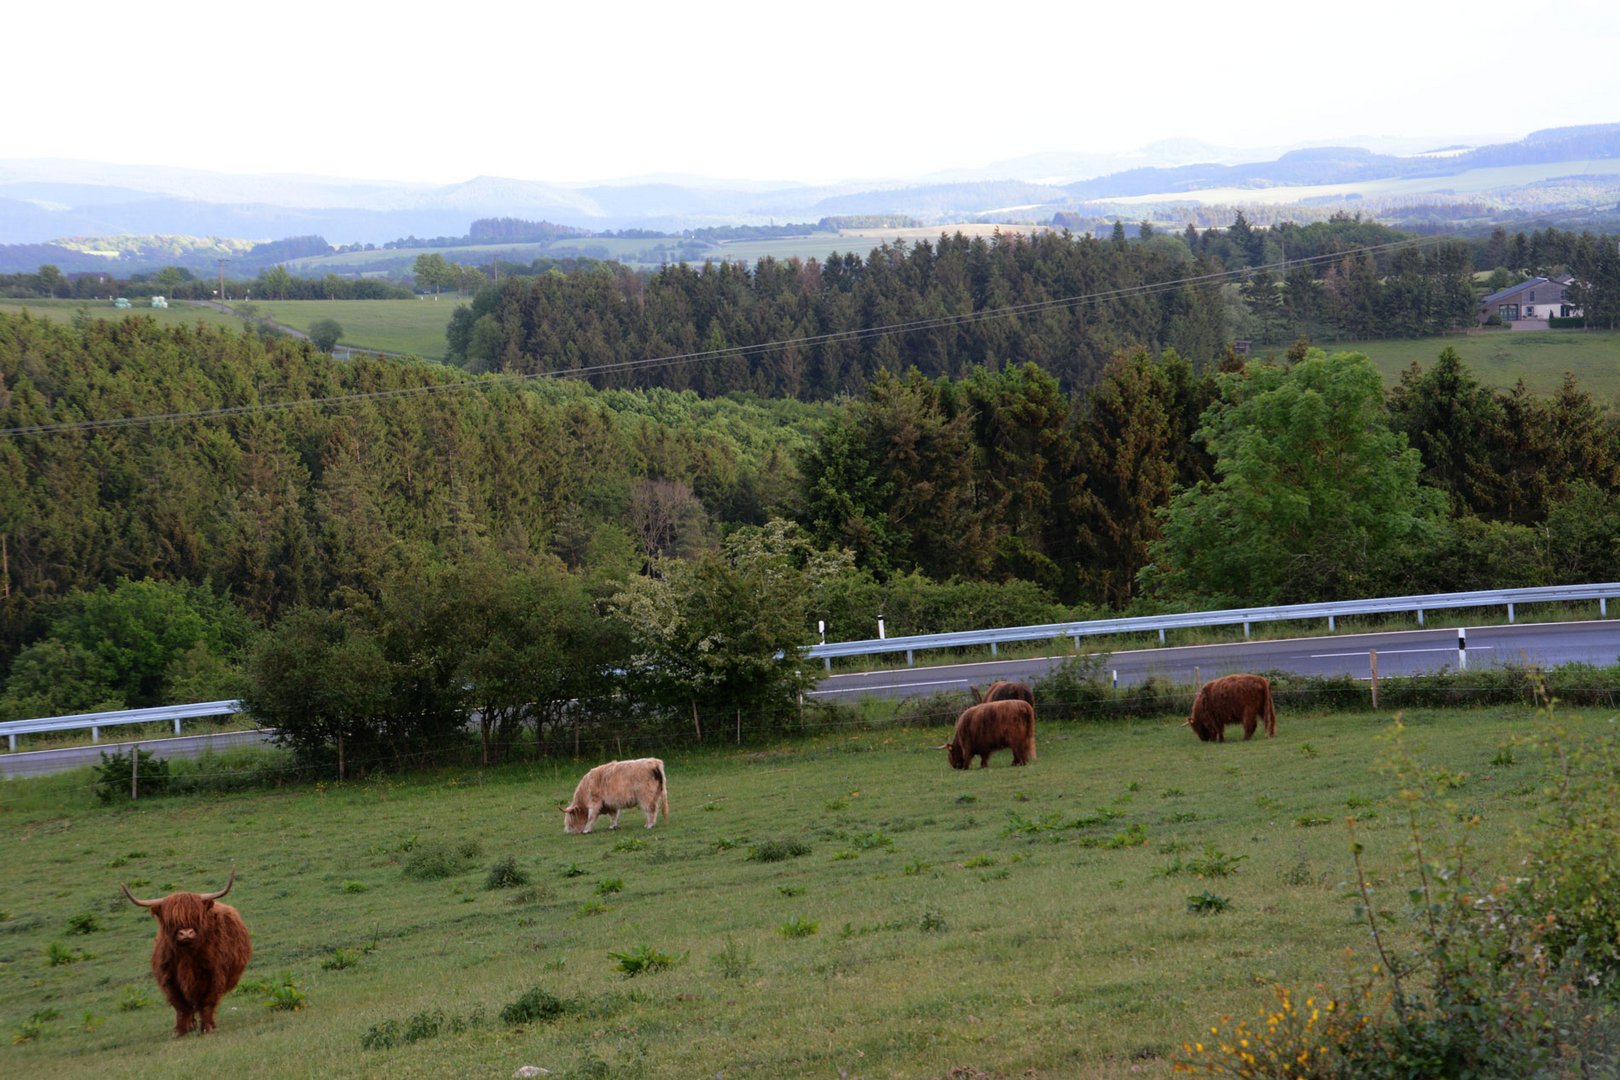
1330;328;1620;400
0;298;242;333
247;299;460;359
0;701;1606;1079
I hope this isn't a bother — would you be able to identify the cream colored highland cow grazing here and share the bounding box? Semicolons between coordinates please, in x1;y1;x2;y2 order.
563;758;669;834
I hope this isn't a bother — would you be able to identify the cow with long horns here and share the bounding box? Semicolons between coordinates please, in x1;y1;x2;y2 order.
122;868;252;1036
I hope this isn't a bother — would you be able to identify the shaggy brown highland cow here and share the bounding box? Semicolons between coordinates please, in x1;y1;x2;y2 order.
942;699;1037;769
1186;673;1277;742
122;868;252;1036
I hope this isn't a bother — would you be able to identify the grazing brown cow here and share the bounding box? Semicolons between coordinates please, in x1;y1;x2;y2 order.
1186;673;1277;742
971;680;1035;707
122;868;252;1037
941;699;1036;769
563;757;669;834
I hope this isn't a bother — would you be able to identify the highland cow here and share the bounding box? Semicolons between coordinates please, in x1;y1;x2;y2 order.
122;868;252;1037
563;757;669;833
1186;673;1277;742
971;680;1035;707
941;699;1037;769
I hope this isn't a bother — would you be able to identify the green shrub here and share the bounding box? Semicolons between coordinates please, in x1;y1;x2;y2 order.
484;855;530;890
500;986;567;1025
594;878;624;896
779;916;818;939
1178;719;1620;1078
1510;725;1620;987
91;747;170;802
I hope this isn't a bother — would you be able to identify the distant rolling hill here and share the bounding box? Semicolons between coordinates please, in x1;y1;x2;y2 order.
2;124;1618;274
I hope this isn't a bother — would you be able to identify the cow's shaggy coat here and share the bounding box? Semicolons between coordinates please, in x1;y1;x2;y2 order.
971;680;1035;707
563;757;670;833
944;700;1036;768
122;870;252;1036
1186;673;1277;742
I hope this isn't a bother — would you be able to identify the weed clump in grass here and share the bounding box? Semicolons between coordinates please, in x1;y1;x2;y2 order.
484;855;531;890
747;838;810;863
45;941;90;966
118;987;151;1012
779;916;818;939
403;839;482;881
576;899;609;917
321;948;362;971
608;944;685;976
710;937;755;979
64;912;102;935
340;880;368;894
12;1008;58;1044
500;986;568;1025
594;877;624;895
1186;890;1232;915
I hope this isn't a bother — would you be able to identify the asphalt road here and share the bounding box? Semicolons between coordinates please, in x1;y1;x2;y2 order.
0;729;274;779
805;619;1620;702
5;620;1615;778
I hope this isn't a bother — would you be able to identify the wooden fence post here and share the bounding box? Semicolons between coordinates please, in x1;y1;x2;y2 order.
131;743;139;801
1369;650;1379;710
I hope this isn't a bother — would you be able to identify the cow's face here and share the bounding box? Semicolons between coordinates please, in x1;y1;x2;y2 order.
151;894;213;946
562;804;588;834
945;741;968;770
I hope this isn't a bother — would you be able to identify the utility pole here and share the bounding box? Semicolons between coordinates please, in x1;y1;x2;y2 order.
217;258;226;303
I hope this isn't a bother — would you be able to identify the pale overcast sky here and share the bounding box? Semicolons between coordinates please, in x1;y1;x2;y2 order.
10;0;1620;186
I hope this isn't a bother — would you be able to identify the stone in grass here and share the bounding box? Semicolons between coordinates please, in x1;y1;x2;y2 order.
513;1067;552;1079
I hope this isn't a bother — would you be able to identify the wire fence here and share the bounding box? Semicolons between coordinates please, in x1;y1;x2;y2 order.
40;660;1620;804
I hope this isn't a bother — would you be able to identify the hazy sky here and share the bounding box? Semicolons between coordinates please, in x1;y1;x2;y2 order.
12;0;1620;186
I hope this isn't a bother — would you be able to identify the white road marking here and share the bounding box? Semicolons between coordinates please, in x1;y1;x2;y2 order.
1311;646;1494;658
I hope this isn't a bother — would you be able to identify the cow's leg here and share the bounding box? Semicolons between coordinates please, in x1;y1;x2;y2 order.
199;1003;218;1033
608;808;622;829
643;798;657;828
582;805;599;834
172;1007;195;1037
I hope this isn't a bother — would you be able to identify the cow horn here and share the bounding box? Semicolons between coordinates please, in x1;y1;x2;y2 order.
198;865;236;902
121;883;159;908
934;742;950;750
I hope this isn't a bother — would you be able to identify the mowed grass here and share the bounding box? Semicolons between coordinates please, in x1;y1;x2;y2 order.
0;702;1598;1079
1330;328;1620;400
241;299;462;359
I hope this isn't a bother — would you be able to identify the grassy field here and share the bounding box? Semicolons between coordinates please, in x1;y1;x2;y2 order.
0;700;1601;1079
244;299;461;359
1325;328;1620;400
0;298;243;333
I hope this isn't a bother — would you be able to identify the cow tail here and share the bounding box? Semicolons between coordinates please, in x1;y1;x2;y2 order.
652;763;669;823
1265;684;1277;737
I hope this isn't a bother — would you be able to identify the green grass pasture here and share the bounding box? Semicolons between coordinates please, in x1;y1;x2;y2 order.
246;299;459;359
0;703;1597;1078
1329;329;1620;400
